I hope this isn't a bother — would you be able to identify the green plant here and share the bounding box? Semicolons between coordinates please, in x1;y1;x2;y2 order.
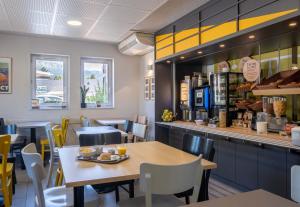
80;85;89;103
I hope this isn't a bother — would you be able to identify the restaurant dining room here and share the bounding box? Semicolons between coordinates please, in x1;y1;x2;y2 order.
2;0;300;207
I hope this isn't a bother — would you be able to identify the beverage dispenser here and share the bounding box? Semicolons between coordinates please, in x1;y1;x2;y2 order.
180;76;193;121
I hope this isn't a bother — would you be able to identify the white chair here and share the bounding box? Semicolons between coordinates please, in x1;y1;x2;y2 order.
119;155;203;207
291;165;300;202
132;123;147;142
22;143;99;207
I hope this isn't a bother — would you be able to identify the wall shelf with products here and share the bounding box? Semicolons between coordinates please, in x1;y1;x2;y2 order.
252;88;300;96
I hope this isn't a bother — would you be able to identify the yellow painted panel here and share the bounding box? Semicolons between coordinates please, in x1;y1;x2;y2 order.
156;46;173;59
201;21;237;44
175;28;199;42
175;34;199;53
155;33;172;42
201;25;214;31
239;9;298;30
156;36;173;50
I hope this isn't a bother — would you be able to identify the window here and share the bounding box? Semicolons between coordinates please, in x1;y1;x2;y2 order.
31;54;69;109
80;57;114;108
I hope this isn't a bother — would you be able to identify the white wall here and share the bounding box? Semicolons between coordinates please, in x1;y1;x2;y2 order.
139;51;155;140
0;33;140;123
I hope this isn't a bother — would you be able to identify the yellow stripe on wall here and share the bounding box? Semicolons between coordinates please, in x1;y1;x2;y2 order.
239;9;298;30
156;46;173;59
201;21;237;44
155;33;172;42
156;35;173;50
175;28;199;53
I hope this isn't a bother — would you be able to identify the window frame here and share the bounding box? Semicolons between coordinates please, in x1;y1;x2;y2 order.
80;56;114;109
31;53;70;110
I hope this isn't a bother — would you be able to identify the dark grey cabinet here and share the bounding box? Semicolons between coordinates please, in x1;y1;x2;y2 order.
168;127;184;149
258;146;287;197
216;138;236;182
287;150;300;199
235;141;258;190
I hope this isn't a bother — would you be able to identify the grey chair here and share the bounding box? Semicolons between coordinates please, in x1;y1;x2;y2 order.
79;131;134;202
119;155;203;207
79;131;121;146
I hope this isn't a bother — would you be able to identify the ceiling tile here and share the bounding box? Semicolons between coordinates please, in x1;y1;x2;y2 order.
100;5;149;23
79;0;112;5
2;0;56;13
92;20;135;35
111;0;167;11
88;30;120;42
55;14;94;29
57;0;107;20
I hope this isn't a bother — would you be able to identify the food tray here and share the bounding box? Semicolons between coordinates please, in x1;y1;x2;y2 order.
278;70;300;88
255;69;300;89
77;154;129;164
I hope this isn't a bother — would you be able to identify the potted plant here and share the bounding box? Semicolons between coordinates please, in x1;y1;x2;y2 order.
80;85;89;108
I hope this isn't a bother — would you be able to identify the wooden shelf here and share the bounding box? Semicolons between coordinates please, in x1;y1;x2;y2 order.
252;88;300;96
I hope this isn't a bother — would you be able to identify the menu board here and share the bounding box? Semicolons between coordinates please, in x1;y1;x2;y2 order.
243;59;260;82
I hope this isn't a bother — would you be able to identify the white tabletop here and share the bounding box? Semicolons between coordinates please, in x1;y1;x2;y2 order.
96;119;126;126
75;126;128;137
16;121;51;128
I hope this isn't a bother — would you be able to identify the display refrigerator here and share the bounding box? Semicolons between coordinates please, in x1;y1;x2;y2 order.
210;72;244;127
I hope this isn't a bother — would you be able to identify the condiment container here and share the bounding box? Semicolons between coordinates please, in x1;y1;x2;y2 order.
257;122;268;134
273;96;287;118
292;127;300;146
219;109;227;128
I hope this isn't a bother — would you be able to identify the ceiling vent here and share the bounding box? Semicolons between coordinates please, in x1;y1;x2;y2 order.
118;32;154;56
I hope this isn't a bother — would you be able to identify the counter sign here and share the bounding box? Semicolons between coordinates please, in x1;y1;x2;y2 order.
243;59;260;82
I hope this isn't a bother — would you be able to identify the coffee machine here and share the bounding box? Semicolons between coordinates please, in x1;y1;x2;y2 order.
180;76;193;121
194;85;210;122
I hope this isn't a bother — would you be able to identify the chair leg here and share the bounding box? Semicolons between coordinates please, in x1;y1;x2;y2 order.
41;143;45;163
3;184;10;207
12;165;16;194
55;168;61;186
129;180;134;198
115;186;120;202
58;169;64;186
185;195;190;204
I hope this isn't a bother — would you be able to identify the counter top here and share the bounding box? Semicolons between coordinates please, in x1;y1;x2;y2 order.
156;121;300;151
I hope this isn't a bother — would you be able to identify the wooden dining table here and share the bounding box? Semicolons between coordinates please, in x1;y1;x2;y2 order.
16;121;50;143
182;189;300;207
95;119;126;129
58;141;217;207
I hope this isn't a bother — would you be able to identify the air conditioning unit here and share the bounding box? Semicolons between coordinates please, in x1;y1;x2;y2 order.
118;32;154;56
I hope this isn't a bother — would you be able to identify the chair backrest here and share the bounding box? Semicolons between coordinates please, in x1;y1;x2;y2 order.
291;165;300;202
132;123;147;140
140;156;203;207
61;118;70;145
124;120;133;133
21;143;47;181
0;135;11;181
45;124;56;187
31;162;46;207
0;118;5;134
79;132;121;146
133;115;148;125
182;134;215;161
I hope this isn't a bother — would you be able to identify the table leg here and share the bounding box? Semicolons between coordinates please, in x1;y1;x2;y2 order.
30;128;36;143
74;186;84;207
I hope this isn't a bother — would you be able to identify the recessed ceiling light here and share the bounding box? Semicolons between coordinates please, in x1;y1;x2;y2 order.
180;56;185;60
248;35;255;39
289;22;297;27
219;44;225;48
197;51;203;54
67;20;82;26
166;60;171;64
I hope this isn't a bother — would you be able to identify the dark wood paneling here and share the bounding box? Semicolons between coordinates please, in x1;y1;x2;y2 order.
168;127;184;149
235;141;259;190
258;146;287;197
155;63;173;122
217;139;236;182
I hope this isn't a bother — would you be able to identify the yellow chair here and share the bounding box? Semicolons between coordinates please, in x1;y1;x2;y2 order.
40;118;69;161
0;135;13;207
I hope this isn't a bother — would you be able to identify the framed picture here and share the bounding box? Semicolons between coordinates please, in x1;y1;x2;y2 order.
144;77;150;100
150;77;155;100
0;57;12;94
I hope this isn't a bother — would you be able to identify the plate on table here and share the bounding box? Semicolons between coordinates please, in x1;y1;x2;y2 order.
77;154;129;164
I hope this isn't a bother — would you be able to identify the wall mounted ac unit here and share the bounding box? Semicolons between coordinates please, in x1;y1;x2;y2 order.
118;32;154;56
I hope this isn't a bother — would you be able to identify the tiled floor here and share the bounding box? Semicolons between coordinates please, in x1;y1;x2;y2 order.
12;165;241;207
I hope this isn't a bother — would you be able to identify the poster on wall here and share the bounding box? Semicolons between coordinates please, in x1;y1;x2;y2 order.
150;77;155;100
243;59;260;82
144;77;150;100
0;57;12;94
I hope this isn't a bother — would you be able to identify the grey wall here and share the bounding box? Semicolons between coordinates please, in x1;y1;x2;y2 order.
0;33;140;123
139;51;155;140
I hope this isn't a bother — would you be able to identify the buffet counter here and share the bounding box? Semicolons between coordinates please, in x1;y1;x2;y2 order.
156;121;300;151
